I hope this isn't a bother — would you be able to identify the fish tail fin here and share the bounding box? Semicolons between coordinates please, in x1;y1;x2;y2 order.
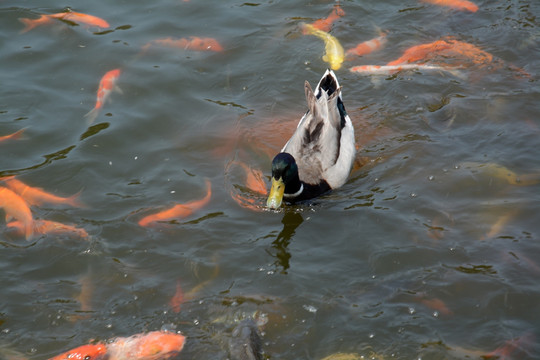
18;17;37;33
23;220;34;240
67;190;85;208
84;108;99;125
334;4;346;17
0;175;16;182
8;128;27;140
18;15;50;33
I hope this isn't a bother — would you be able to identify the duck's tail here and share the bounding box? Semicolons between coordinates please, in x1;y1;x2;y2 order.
314;69;340;99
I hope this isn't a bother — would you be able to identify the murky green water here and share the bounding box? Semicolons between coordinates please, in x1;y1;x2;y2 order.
1;0;539;359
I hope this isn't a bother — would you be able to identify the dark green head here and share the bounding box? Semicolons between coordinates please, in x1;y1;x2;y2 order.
267;152;301;209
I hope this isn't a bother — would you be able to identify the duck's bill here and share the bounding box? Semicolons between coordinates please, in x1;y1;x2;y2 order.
266;177;285;209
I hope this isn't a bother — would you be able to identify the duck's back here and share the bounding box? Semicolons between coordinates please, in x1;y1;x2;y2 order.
282;71;352;187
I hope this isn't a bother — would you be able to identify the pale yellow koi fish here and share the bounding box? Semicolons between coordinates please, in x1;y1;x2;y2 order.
302;23;344;70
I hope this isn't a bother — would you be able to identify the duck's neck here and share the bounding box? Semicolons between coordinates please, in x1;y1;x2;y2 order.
283;173;303;198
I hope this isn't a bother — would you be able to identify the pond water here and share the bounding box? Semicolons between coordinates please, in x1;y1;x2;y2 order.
0;0;539;359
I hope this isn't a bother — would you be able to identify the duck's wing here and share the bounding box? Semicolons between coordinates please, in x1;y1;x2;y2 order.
282;70;355;187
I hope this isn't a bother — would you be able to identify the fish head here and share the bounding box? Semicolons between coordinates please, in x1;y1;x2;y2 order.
49;344;107;360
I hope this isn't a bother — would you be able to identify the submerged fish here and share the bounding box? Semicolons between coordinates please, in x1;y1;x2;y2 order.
169;280;184;313
106;331;186;360
460;162;540;186
386;38;495;70
0;186;33;239
7;219;88;239
422;0;478;12
19;11;109;33
302;23;345;70
85;68;122;125
320;353;365;360
346;32;387;58
306;4;345;33
2;176;82;207
350;64;463;78
228;319;263;360
233;161;267;196
48;343;107;360
142;37;224;52
0;128;26;142
138;179;212;226
228;161;267;212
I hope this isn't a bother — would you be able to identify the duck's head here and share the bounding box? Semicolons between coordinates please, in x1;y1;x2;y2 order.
266;152;301;209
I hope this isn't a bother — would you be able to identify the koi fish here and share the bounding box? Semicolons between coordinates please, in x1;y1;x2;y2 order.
346;32;387;58
302;23;345;70
386;38;493;67
386;40;454;66
234;161;267;195
106;331;186;360
169;280;184;313
7;219;89;239
19;12;109;33
85;69;122;124
138;179;211;226
460;162;540;186
182;254;219;301
142;37;224;52
422;0;478;13
48;343;107;360
70;272;94;322
416;294;453;316
483;332;535;359
0;186;33;240
2;176;82;207
0;128;26;142
350;64;464;78
305;4;345;33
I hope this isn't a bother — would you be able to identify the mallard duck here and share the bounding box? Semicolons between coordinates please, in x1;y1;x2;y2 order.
266;69;355;209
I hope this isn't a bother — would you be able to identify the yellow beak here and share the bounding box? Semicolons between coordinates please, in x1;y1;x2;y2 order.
266;177;285;209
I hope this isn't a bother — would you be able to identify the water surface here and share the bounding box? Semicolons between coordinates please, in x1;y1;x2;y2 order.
1;0;539;359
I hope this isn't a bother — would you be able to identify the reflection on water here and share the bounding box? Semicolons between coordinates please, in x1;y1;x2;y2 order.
268;211;304;274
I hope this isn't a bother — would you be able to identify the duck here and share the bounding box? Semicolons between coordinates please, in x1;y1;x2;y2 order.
266;69;355;209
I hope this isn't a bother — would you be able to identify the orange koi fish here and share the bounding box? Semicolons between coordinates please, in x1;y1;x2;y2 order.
422;0;478;12
0;128;26;142
230;189;266;212
0;186;33;239
305;4;345;33
85;68;122;124
483;332;535;359
2;176;82;207
386;39;454;66
346;32;387;58
106;331;185;360
142;36;224;52
19;12;110;33
7;219;88;239
234;161;267;195
169;280;184;313
228;161;267;212
386;38;493;67
48;343;107;360
138;179;211;227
